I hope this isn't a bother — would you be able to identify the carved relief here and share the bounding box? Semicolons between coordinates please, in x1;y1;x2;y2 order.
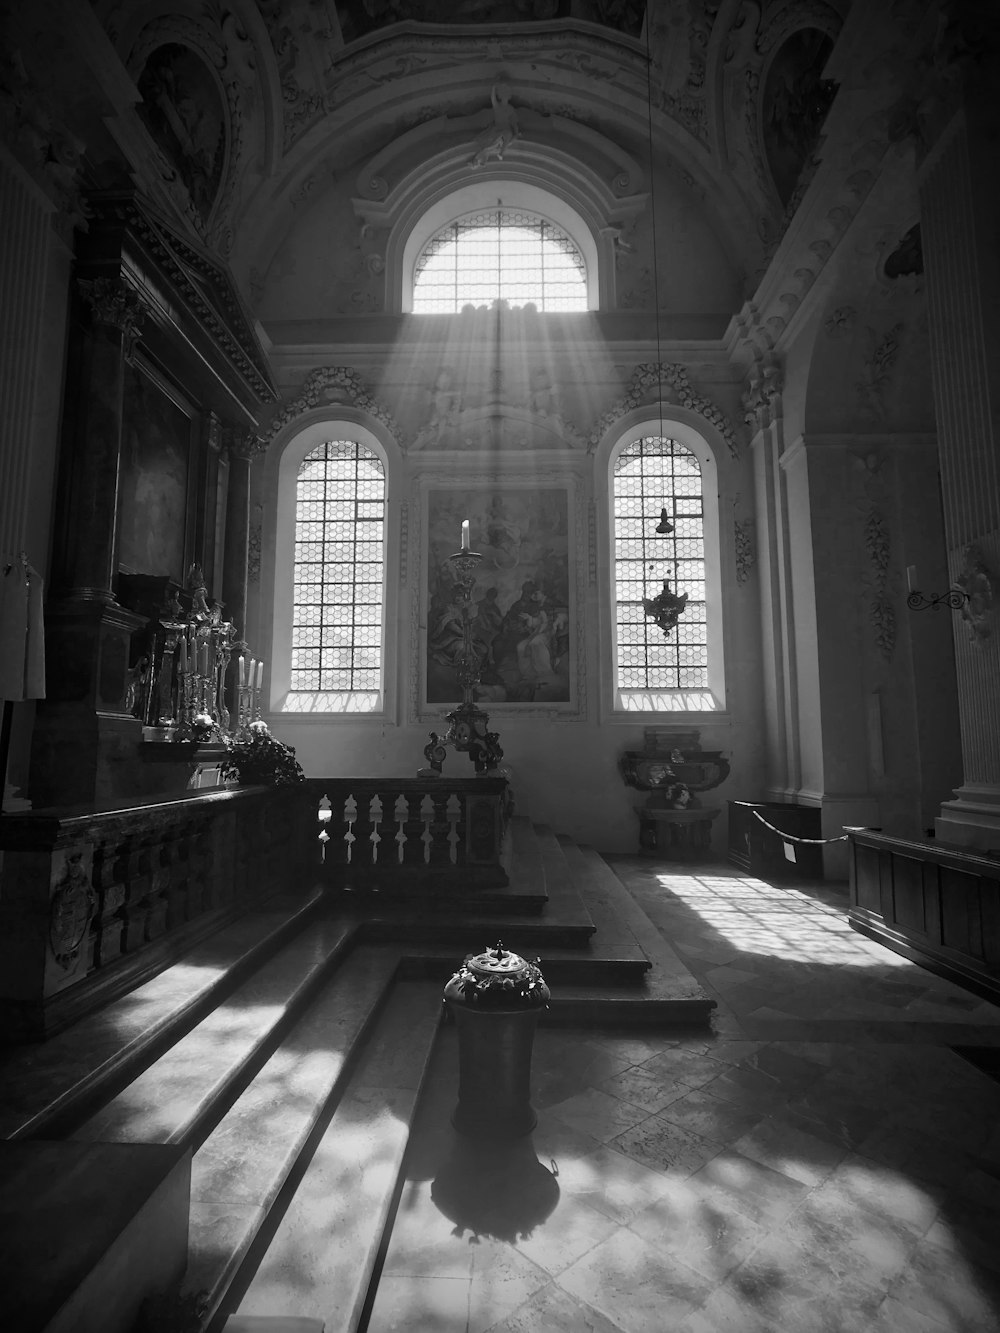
824;305;856;338
247;502;263;584
264;366;404;449
48;853;96;971
954;545;995;644
77;278;146;359
854;452;896;660
735;517;756;585
856;322;904;419
741;356;783;431
590;363;742;461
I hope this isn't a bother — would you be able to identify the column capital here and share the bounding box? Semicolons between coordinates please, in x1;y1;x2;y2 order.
741;355;784;432
221;423;267;462
76;277;146;358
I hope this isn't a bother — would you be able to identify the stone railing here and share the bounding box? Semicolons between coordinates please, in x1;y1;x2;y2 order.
302;776;512;891
0;785;315;1041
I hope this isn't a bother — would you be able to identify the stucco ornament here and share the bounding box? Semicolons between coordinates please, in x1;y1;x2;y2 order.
954;545;995;644
854;451;896;660
264;366;405;449
470;82;520;167
590;363;742;460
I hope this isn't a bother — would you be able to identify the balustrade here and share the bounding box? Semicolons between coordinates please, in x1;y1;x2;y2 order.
303;777;511;890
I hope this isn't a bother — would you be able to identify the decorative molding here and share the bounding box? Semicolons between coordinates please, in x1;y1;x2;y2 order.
824;305;856;338
854;451;895;660
399;501;409;587
263;366;405;450
741;355;783;432
247;503;263;585
589;363;742;460
76;277;146;358
954;544;995;645
588;498;597;588
734;516;756;586
86;194;276;403
855;322;904;419
221;423;266;461
48;854;96;971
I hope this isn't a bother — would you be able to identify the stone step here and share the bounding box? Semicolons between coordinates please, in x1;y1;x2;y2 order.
180;948;408;1328
0;889;327;1143
551;839;716;1024
3;1138;190;1333
70;914;360;1150
221;979;442;1333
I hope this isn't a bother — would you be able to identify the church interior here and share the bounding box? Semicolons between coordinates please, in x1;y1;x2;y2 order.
1;1;999;1330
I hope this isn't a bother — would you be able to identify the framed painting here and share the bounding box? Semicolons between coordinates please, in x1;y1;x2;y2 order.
117;359;195;582
423;484;576;708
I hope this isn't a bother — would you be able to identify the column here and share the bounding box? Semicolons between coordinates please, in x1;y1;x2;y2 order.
919;91;1000;848
221;426;260;642
54;276;144;600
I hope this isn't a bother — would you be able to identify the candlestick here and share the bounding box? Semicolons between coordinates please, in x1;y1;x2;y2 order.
461;519;470;551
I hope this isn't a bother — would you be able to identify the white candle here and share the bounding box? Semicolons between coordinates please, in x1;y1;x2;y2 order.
238;654;246;688
249;657;256;687
255;660;264;691
461;519;470;551
906;565;918;593
178;637;188;672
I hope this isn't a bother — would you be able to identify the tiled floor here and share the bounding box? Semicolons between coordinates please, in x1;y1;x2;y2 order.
365;860;1000;1333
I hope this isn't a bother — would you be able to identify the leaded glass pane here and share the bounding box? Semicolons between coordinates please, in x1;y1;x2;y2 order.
612;436;707;692
290;439;385;699
412;209;588;313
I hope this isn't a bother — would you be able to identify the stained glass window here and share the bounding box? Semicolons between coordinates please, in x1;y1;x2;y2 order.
613;436;708;692
290;440;385;708
412;208;588;313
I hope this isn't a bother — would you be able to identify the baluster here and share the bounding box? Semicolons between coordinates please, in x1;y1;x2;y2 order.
344;794;357;864
394;793;409;864
446;793;461;866
420;793;435;864
317;793;332;863
369;794;383;864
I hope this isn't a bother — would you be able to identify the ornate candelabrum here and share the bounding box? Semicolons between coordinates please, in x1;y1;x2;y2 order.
421;546;504;776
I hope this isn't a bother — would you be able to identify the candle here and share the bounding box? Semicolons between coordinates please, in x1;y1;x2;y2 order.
906;565;918;593
179;637;188;673
249;657;256;688
255;660;264;691
238;654;246;688
461;519;470;551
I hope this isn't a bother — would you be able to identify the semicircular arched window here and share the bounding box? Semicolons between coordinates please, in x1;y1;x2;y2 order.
412;207;588;313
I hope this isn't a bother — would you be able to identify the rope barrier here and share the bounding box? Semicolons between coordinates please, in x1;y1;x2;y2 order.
731;802;867;846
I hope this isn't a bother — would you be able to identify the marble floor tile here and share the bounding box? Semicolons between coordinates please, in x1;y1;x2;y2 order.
558;1227;713;1333
531;1133;676;1226
731;1111;848;1187
544;1087;651;1143
655;1085;766;1146
688;1151;811;1229
627;1177;767;1283
595;1063;691;1114
483;1279;624;1333
611;1113;723;1178
887;1237;1000;1333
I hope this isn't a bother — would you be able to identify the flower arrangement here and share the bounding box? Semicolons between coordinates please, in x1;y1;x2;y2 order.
220;721;305;787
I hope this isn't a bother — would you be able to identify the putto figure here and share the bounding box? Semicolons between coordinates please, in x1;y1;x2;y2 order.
470;83;519;167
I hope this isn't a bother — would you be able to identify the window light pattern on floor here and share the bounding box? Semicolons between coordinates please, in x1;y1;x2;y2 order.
290;440;385;709
412;209;588;312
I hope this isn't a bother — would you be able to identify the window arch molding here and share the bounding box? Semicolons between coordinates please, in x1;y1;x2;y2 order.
351;131;649;313
265;411;403;719
594;408;727;717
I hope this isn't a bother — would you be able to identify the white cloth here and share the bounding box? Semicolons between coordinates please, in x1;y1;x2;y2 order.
0;556;46;700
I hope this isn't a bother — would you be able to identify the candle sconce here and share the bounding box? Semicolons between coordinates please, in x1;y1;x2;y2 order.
906;587;969;612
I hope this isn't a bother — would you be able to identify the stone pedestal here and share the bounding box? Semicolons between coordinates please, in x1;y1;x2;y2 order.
636;805;721;859
448;1005;542;1139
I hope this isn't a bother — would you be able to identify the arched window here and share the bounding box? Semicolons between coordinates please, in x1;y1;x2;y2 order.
411;207;589;313
285;437;386;712
609;430;723;712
